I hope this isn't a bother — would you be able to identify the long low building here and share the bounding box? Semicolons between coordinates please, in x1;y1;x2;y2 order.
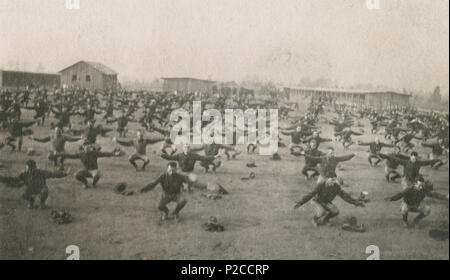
0;70;61;89
1;61;118;91
161;77;216;93
283;86;411;109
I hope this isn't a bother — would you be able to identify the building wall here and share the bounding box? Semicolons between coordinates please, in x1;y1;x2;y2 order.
365;92;410;108
163;79;215;93
162;79;185;92
189;79;215;93
60;62;104;90
284;88;312;105
285;87;410;109
391;93;410;107
365;93;379;108
0;70;60;89
103;74;118;91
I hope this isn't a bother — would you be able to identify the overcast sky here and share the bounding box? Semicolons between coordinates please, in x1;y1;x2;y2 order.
0;0;448;93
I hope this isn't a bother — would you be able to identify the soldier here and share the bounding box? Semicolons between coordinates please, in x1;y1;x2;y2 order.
0;160;67;209
379;151;440;189
421;138;448;169
114;130;164;171
358;137;395;167
294;178;365;226
385;176;449;228
139;162;189;222
303;146;355;185
335;128;363;149
32;127;81;167
291;139;324;181
61;145;121;189
4;117;36;152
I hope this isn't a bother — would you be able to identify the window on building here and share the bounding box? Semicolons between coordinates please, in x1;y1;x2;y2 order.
86;75;91;82
72;75;77;81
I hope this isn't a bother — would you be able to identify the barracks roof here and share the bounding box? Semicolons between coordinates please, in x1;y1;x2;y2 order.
59;61;117;75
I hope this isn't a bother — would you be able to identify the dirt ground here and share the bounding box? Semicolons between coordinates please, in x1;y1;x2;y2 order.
0;109;448;260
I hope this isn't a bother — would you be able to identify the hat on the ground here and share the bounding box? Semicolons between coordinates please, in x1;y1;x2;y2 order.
114;182;128;194
429;229;449;241
201;193;222;200
202;216;224;232
271;153;281;161
51;210;73;224
342;216;366;233
240;172;256;181
207;183;228;195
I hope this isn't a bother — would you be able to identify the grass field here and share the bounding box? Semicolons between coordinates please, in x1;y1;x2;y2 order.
0;108;448;260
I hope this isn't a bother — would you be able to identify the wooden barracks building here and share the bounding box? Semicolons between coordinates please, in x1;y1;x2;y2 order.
59;61;118;91
283;86;411;109
161;77;216;93
1;61;118;91
0;70;60;89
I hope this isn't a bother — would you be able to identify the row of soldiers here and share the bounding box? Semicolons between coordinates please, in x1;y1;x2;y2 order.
289;102;448;228
0;86;449;228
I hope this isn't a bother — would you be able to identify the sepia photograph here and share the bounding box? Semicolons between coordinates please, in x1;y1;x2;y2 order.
0;0;448;262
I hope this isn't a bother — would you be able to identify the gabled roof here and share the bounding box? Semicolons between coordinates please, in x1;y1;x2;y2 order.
59;61;117;75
